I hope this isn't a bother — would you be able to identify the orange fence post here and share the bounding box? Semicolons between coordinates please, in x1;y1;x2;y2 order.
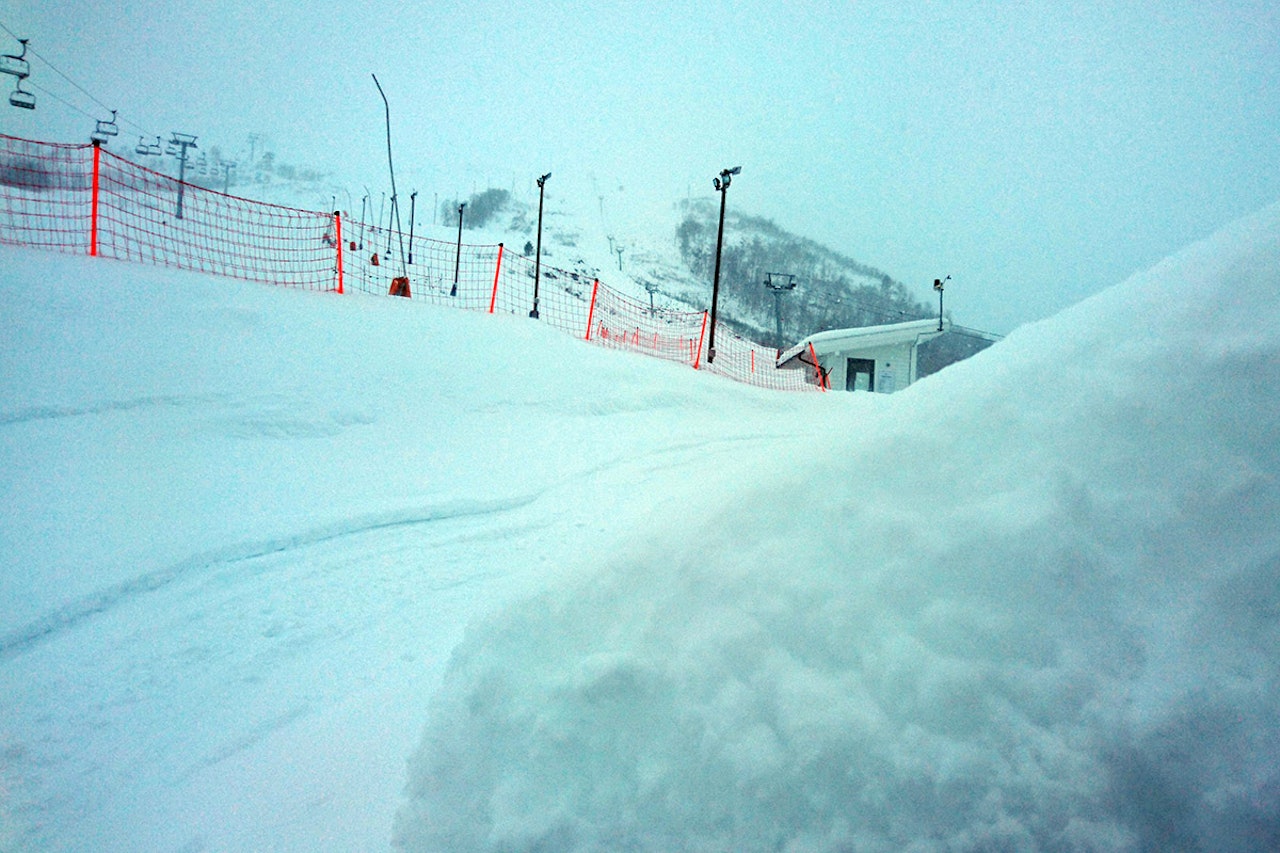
693;311;709;369
808;342;828;391
488;243;504;314
333;211;344;294
584;278;599;340
89;141;101;257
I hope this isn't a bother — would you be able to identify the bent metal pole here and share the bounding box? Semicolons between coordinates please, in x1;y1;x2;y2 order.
372;73;407;279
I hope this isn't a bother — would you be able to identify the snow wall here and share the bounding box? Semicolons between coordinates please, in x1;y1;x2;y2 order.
395;202;1280;852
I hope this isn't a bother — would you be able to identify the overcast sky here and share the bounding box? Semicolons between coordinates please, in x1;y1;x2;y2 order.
5;0;1278;332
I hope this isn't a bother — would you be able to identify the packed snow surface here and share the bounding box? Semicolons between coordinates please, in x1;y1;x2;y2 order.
3;201;1280;852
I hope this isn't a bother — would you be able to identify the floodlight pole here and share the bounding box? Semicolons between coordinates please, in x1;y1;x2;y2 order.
934;275;950;331
530;172;550;319
451;202;465;297
372;73;407;278
764;272;797;358
707;165;741;364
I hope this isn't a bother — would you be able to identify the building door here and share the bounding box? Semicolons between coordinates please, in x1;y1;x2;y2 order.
846;358;875;392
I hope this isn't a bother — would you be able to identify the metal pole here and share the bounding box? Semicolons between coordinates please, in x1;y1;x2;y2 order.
452;202;465;296
530;172;550;319
408;191;417;264
934;275;949;331
708;166;740;363
372;73;407;277
168;133;197;220
764;272;796;358
176;150;188;219
773;289;784;354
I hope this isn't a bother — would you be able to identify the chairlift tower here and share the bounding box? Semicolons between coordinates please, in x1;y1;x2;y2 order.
643;281;660;315
167;132;197;219
764;272;797;357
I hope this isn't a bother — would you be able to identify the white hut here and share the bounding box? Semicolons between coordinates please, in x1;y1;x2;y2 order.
777;318;949;392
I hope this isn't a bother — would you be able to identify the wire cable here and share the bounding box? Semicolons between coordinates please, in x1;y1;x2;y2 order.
0;19;157;139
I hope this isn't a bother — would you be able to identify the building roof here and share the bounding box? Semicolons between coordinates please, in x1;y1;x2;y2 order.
777;318;950;370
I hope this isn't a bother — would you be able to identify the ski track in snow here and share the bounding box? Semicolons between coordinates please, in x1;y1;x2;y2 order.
1;505;539;851
0;408;797;852
0;496;539;662
0;393;235;427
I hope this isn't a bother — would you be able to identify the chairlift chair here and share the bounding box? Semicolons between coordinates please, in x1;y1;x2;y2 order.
91;110;119;144
0;39;30;80
9;79;35;110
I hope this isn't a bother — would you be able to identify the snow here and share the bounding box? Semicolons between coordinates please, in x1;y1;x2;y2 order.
3;200;1280;851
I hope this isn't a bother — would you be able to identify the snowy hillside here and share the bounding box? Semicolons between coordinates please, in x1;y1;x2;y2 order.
2;196;1279;852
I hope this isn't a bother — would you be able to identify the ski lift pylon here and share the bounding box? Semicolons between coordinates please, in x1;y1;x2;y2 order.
0;38;30;80
8;79;35;110
91;109;120;144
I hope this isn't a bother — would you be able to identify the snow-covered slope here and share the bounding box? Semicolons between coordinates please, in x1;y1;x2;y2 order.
0;246;834;852
2;197;1279;852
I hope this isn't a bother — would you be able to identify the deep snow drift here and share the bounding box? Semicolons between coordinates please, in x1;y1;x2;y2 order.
2;201;1278;853
395;205;1280;851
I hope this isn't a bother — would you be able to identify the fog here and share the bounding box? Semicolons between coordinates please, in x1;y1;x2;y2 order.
7;1;1279;331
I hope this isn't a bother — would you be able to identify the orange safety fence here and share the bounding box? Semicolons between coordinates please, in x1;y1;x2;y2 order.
1;134;819;391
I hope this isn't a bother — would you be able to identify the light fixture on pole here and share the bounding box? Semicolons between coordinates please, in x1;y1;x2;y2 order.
764;272;797;358
707;165;741;364
530;172;551;319
934;275;950;331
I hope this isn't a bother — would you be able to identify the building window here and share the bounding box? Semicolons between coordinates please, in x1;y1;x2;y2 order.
846;358;875;392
